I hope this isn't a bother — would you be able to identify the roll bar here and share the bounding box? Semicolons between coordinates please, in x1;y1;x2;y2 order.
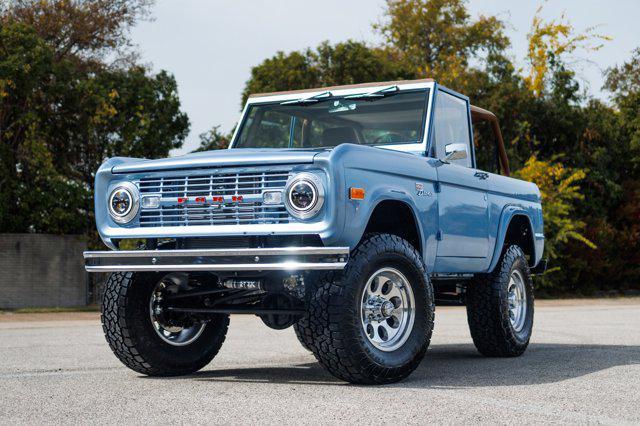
470;105;510;176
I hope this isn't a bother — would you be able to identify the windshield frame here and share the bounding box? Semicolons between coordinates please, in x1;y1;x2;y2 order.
229;81;436;155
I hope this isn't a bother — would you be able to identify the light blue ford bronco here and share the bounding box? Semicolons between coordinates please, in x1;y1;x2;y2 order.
85;79;545;384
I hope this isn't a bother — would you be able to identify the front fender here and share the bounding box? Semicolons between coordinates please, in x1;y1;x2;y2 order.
358;189;426;247
315;144;439;268
487;205;539;272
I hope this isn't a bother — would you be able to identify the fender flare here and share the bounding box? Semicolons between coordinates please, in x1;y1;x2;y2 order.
356;190;427;254
487;205;535;272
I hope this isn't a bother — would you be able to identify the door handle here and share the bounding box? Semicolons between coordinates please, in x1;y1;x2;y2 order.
474;171;489;180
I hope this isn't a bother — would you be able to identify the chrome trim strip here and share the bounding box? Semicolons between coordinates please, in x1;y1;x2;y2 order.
84;246;349;272
84;247;349;258
86;262;347;272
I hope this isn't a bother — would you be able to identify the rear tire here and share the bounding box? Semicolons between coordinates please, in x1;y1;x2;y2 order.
101;272;229;376
307;233;434;384
466;245;534;357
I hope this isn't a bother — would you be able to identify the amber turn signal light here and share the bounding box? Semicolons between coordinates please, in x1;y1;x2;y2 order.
349;187;365;200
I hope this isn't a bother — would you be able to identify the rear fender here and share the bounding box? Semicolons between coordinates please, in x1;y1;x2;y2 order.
487;206;536;272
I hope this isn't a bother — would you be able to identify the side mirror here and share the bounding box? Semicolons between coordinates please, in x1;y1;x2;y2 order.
444;143;468;162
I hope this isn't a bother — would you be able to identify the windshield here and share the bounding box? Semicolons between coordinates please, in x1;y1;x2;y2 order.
233;90;429;149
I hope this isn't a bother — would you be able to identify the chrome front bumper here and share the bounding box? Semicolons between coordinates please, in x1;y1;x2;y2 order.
83;247;349;273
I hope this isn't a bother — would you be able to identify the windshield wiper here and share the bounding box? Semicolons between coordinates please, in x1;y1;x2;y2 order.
280;91;333;106
344;85;399;100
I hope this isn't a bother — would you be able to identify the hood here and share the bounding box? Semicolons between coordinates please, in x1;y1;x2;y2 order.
110;148;324;174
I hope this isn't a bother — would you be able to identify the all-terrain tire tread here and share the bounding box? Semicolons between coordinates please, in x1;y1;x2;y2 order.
101;272;229;376
101;272;158;375
466;245;534;357
306;233;435;384
293;317;315;351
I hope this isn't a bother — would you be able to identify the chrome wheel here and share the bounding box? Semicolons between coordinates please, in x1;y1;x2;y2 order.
149;279;206;346
507;269;527;332
360;267;415;352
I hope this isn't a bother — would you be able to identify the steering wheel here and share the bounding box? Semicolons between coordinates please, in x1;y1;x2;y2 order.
372;132;405;144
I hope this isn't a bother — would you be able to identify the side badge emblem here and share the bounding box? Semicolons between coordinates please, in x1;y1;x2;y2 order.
415;183;432;197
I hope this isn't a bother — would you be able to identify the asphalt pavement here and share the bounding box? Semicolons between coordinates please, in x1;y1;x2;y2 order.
1;299;639;424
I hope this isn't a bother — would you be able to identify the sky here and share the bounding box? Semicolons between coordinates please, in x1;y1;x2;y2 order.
129;0;640;156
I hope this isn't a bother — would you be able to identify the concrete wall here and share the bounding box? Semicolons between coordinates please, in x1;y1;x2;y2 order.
0;234;87;309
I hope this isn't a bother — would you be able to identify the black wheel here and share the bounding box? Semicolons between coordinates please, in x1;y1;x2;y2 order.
101;272;229;376
307;233;435;384
466;245;534;357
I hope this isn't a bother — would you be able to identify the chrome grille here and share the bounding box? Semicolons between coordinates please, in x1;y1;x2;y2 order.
136;169;291;227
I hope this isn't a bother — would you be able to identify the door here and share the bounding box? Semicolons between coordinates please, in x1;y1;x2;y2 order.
436;164;489;258
431;90;490;272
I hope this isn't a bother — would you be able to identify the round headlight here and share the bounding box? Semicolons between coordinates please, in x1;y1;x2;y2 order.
108;182;139;224
289;181;316;211
284;173;325;219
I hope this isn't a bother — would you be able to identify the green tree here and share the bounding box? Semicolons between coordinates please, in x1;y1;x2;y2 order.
54;67;189;186
524;5;609;97
0;1;189;237
568;48;640;293
0;23;86;233
242;40;414;104
513;157;595;273
194;125;233;152
242;50;319;106
375;0;509;92
0;0;153;65
605;48;640;172
605;48;640;98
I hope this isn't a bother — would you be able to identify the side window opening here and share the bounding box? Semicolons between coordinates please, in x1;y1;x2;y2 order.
432;90;473;168
469;106;511;176
473;120;500;174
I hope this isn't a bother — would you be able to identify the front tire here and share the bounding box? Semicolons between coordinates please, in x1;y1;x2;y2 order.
307;234;435;384
101;272;229;376
293;319;313;351
466;245;534;357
